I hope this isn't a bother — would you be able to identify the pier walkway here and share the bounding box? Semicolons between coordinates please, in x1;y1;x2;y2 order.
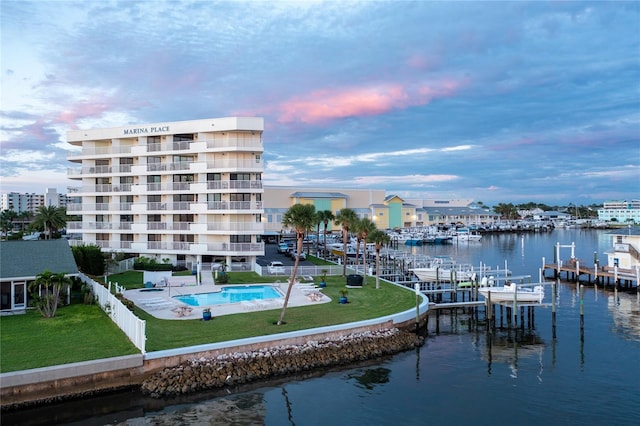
543;259;639;288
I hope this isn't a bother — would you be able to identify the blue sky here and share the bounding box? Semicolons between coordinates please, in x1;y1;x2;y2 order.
1;1;638;206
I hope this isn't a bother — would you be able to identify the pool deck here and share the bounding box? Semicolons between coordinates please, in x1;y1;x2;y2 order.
123;275;331;320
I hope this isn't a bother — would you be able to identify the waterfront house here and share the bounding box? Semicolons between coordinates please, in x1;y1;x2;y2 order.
604;227;640;270
0;239;79;313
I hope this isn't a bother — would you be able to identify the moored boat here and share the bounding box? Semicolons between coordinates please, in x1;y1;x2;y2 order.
478;282;545;303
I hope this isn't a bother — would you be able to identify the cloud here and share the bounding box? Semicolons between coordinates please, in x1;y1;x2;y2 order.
275;78;466;124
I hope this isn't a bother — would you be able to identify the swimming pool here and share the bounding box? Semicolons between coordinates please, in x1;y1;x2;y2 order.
173;285;283;307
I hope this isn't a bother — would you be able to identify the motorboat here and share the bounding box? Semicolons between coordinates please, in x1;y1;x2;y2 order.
410;256;472;282
478;282;545;303
453;228;482;242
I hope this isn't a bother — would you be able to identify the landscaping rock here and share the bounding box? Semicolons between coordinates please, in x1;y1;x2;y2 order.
141;328;423;398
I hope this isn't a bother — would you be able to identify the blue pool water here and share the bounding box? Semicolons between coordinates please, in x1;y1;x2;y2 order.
174;285;282;306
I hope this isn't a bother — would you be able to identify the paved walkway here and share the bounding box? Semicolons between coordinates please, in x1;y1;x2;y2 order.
123;270;330;320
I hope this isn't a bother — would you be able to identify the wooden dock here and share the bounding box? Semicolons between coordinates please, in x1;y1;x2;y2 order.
543;259;639;288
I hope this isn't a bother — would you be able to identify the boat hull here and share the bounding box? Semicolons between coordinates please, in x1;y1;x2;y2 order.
412;268;455;282
478;285;544;303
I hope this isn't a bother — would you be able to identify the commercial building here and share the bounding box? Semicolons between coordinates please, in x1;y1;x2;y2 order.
66;117;265;271
598;200;640;224
262;188;497;234
1;189;68;214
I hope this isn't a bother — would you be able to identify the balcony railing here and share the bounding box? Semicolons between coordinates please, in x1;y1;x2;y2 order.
206;242;264;252
206;159;262;169
68;240;264;254
146;161;195;172
68;146;133;157
207;201;262;210
206;180;262;190
203;135;262;149
67;222;133;230
207;222;264;232
147;222;190;231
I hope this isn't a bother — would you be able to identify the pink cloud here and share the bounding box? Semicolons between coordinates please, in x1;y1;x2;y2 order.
276;79;465;124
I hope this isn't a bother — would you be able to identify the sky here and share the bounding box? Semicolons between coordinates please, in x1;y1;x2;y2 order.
1;1;639;207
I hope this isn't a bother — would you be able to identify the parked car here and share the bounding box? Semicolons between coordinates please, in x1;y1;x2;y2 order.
291;250;307;261
277;243;289;254
267;261;285;274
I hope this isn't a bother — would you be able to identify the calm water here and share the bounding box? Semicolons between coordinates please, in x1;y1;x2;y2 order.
174;285;282;306
4;229;639;425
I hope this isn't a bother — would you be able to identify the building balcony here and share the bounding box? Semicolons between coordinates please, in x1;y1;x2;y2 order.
207;221;264;232
206;180;263;190
67;146;133;160
67;203;132;213
207;201;262;211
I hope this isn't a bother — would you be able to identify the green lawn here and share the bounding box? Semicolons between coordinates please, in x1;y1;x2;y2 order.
0;304;139;373
0;271;416;371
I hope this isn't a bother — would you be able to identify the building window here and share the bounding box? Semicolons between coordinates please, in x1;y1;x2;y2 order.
173;134;194;141
231;235;251;243
230;193;251;202
230;173;250;181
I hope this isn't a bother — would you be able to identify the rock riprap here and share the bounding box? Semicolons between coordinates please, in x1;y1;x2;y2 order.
142;328;423;398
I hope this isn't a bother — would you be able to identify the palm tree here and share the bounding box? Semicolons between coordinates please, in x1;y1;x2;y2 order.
357;217;376;285
277;203;316;325
29;270;70;317
367;229;390;289
315;210;335;258
0;209;17;240
33;206;66;239
17;210;33;232
334;208;357;276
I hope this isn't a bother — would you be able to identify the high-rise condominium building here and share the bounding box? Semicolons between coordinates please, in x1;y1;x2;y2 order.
66;117;265;270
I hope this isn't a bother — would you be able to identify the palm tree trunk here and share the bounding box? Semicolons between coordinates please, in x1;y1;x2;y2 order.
342;228;347;276
375;248;381;289
277;235;302;325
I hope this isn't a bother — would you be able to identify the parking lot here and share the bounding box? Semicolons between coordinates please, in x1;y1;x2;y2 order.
257;241;314;267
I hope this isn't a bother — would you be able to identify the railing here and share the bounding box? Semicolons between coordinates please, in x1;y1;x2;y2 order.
203;135;261;149
148;222;190;231
71;146;133;156
146;161;196;172
147;141;192;152
148;241;192;250
205;242;264;252
258;264;353;278
206;180;263;190
207;201;262;210
614;242;640;262
79;273;145;353
207;221;264;232
206;159;262;169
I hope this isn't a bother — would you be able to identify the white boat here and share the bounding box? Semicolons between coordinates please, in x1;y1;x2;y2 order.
411;267;454;282
478;282;545;303
454;228;482;242
410;256;472;282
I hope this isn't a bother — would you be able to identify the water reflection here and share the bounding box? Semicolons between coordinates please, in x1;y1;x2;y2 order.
608;292;640;340
475;331;546;380
346;367;391;391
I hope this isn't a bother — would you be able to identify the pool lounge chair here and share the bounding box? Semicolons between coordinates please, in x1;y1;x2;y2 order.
142;301;174;310
241;300;259;311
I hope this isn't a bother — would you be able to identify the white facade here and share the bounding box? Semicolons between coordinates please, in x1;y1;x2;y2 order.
598;200;640;224
66;117;265;270
1;192;45;214
605;228;640;270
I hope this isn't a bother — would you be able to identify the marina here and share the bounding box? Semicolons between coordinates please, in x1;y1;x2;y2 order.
3;228;639;425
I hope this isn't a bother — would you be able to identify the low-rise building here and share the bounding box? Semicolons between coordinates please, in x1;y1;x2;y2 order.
598;200;640;224
604;227;640;270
